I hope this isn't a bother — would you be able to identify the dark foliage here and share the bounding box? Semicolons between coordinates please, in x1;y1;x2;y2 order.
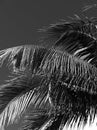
0;15;97;130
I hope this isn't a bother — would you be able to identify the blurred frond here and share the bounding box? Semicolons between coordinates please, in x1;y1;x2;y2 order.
21;109;54;130
21;83;97;130
82;4;97;12
0;14;97;130
0;45;47;73
38;48;97;95
0;72;52;129
40;15;97;67
0;44;97;102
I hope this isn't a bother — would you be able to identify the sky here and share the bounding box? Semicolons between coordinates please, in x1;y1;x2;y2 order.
0;0;97;130
0;0;96;50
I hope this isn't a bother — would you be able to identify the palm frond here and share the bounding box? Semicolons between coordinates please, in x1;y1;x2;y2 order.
82;4;97;12
20;81;97;130
0;72;33;112
49;83;97;129
0;16;97;129
41;15;97;42
38;48;97;95
40;16;97;67
21;109;55;130
0;88;49;128
0;45;47;73
0;45;97;102
0;72;51;129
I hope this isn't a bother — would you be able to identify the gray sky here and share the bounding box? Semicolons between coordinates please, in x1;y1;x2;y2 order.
0;0;97;130
0;0;84;49
0;0;96;49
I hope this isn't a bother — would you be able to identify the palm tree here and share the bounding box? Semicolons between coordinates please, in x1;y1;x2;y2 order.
0;14;97;130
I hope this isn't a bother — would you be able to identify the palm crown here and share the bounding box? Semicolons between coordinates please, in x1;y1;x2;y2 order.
0;15;97;130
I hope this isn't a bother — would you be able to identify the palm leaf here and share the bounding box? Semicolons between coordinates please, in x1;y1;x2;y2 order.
21;109;55;130
82;4;97;12
0;72;52;129
0;45;97;129
0;17;97;129
0;45;97;94
40;16;97;67
21;84;97;130
0;45;47;73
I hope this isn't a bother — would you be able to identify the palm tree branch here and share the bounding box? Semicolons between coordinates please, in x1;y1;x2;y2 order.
0;45;47;73
0;44;97;129
0;74;52;128
0;45;97;94
40;16;97;67
41;15;97;42
38;48;97;94
21;109;55;130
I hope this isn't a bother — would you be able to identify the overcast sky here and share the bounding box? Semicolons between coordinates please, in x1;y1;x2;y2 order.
0;0;87;49
0;0;97;130
0;0;96;49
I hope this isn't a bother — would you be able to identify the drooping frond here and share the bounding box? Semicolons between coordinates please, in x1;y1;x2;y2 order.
38;48;97;95
1;43;97;129
0;45;47;73
40;15;97;67
21;109;55;130
82;4;97;12
0;15;97;129
41;15;97;43
21;82;97;130
0;72;52;129
47;82;97;129
0;45;97;94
